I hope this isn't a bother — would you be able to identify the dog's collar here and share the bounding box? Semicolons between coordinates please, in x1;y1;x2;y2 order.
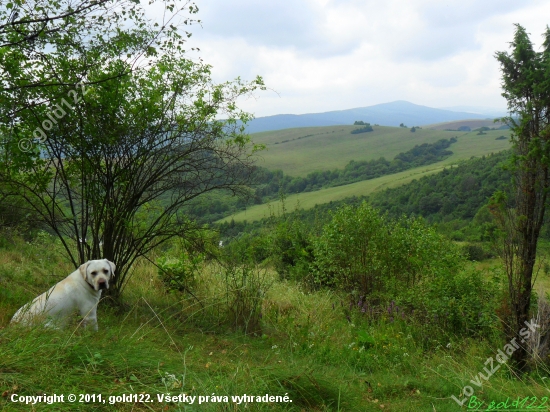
84;278;96;291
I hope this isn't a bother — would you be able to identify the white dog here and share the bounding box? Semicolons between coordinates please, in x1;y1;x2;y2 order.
11;259;115;331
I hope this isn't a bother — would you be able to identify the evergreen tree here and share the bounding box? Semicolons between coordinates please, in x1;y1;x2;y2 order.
493;24;550;371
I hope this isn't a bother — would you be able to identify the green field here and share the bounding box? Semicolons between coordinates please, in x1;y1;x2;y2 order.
221;127;511;223
2;233;550;412
425;119;506;130
251;125;510;177
220;163;448;222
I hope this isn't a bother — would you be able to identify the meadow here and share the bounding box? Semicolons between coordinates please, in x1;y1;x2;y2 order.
425;120;506;131
219;163;450;223
1;3;546;412
251;125;510;177
0;123;532;412
220;128;511;223
1;217;550;411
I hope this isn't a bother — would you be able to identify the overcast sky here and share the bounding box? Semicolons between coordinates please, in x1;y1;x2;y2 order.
171;0;550;117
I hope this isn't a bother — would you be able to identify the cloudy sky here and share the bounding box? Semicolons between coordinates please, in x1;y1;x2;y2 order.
170;0;550;117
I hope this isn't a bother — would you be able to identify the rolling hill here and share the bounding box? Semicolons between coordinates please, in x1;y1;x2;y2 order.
426;119;507;131
220;126;511;223
245;100;496;133
251;124;510;177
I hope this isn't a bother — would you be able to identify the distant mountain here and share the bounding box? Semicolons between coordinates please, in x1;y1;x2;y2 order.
246;101;496;134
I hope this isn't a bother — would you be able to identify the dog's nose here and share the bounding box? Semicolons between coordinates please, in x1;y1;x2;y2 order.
98;279;107;289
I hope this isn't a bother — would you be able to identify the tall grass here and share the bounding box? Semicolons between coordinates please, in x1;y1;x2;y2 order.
1;232;550;411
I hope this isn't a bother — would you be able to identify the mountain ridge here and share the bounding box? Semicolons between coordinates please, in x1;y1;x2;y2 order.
246;100;498;133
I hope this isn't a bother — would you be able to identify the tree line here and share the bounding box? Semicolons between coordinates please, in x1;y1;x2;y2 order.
180;137;457;224
254;138;456;199
217;150;510;240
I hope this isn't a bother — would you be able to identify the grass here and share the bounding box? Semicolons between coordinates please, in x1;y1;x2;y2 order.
425;119;506;131
250;125;510;177
219;163;451;223
224;127;511;224
2;232;550;411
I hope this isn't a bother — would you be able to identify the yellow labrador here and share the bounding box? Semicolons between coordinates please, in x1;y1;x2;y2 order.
11;259;115;331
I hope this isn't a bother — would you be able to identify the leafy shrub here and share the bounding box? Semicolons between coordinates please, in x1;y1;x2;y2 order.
269;218;314;281
0;193;44;237
398;267;500;338
157;252;204;293
461;243;489;261
312;202;463;300
223;231;272;264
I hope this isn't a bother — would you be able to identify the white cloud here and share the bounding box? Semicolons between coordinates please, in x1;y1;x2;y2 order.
154;0;550;117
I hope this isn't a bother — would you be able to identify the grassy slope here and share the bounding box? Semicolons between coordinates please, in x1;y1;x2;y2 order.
220;164;448;223
220;129;511;223
1;235;550;411
251;125;510;177
426;119;506;130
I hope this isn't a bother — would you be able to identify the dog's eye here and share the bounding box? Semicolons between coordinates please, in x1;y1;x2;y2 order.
103;269;109;274
91;271;97;276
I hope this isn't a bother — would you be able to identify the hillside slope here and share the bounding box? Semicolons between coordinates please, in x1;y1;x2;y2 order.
222;128;511;223
251;125;510;176
219;163;452;223
426;119;507;130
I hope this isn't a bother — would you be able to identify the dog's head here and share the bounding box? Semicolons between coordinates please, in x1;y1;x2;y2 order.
79;259;116;291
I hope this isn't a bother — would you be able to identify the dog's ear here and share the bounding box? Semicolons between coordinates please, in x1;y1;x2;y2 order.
79;262;88;280
106;259;116;277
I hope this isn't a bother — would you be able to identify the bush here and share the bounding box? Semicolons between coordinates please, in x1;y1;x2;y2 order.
269;218;314;281
223;231;272;264
398;267;500;338
312;202;464;300
0;193;44;237
157;251;204;293
461;243;489;261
